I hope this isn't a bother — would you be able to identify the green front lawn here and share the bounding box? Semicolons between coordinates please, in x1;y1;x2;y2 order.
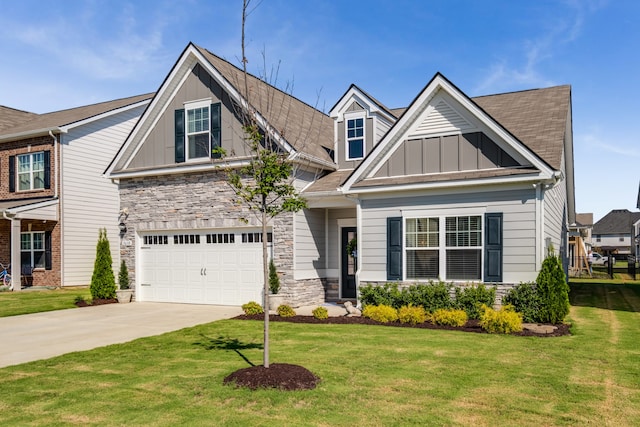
0;287;91;318
0;282;639;425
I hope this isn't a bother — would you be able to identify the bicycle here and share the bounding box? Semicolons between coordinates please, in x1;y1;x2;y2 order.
0;263;12;288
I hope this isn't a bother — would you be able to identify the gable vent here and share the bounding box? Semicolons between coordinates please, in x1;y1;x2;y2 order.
410;100;473;137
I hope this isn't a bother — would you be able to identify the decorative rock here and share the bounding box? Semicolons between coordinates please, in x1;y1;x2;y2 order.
343;301;361;317
522;323;558;334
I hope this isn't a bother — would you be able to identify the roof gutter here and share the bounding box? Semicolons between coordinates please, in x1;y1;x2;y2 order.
0;126;66;143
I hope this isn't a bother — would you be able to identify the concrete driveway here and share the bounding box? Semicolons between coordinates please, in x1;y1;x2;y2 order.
0;302;243;368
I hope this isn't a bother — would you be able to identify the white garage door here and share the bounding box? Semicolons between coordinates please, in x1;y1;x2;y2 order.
138;230;271;305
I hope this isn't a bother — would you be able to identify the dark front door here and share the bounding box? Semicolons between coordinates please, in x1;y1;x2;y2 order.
341;227;357;299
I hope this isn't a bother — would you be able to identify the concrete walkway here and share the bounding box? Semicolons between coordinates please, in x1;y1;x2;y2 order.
0;302;243;368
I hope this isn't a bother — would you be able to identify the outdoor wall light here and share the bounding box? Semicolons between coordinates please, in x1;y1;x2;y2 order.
118;222;127;234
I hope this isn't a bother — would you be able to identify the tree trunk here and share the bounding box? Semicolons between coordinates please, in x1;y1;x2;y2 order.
262;207;270;368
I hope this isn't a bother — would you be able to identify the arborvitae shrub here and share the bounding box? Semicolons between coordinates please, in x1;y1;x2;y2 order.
268;259;280;294
431;308;468;327
536;248;570;324
454;284;496;319
479;304;523;334
242;301;264;315
398;304;427;325
503;282;540;323
277;304;296;317
90;228;116;300
118;259;130;290
362;304;398;323
312;306;329;320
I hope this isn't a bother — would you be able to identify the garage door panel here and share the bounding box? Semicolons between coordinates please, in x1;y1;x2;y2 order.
139;230;266;306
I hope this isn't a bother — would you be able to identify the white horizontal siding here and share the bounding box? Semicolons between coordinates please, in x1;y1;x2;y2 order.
359;187;538;283
410;99;473;137
61;105;146;285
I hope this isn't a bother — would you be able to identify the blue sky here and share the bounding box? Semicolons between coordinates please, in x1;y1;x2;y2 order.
0;0;638;222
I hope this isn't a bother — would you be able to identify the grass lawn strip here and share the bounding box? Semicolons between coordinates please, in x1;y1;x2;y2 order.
0;288;91;318
0;283;638;425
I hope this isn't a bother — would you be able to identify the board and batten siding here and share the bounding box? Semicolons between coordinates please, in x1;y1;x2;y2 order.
61;105;146;285
128;64;246;169
294;208;326;279
358;187;538;284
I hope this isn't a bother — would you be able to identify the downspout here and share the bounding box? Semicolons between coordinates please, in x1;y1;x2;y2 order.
355;198;362;307
49;130;62;287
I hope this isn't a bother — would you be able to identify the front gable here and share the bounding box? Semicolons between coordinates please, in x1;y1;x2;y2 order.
343;73;556;193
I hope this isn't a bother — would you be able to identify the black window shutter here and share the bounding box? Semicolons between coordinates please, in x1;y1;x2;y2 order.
484;212;503;282
175;109;185;163
45;231;52;270
44;151;51;189
8;155;15;192
210;102;221;158
387;217;403;280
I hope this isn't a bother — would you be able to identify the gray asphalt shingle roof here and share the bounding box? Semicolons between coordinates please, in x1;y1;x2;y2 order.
593;209;640;234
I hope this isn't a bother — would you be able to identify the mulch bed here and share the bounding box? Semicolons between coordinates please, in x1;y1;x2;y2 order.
227;313;570;391
234;314;571;337
75;298;117;307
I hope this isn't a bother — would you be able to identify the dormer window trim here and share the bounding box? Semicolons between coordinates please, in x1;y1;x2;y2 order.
345;112;366;161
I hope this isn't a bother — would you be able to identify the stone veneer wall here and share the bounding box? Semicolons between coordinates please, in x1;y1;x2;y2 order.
118;170;325;307
363;281;518;308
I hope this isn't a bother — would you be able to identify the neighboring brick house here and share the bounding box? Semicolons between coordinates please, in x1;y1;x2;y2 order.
106;42;575;307
0;95;151;289
592;209;640;257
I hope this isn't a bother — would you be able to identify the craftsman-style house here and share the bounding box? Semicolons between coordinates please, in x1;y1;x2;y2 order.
105;42;575;307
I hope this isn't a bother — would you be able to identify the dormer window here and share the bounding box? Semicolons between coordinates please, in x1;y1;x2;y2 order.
346;116;365;160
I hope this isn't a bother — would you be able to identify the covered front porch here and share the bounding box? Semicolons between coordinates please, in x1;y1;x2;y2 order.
0;197;59;290
295;187;359;302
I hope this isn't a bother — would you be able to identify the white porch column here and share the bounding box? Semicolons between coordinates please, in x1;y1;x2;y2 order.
10;218;21;291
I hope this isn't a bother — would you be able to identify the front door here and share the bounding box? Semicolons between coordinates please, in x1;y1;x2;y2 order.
341;227;357;299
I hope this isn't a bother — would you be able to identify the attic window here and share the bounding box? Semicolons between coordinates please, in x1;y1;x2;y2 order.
186;100;211;160
346;116;365;160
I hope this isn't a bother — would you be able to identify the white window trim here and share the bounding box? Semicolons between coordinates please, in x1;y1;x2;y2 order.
184;99;212;162
21;231;45;268
403;212;485;282
17;152;45;192
345;112;366;161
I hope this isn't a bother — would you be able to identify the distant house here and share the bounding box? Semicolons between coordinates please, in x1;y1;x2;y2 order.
592;209;640;257
0;95;152;289
105;42;576;307
569;212;593;275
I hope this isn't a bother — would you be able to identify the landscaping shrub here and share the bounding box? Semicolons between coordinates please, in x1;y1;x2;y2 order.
242;301;264;315
536;248;570;324
359;281;453;311
454;284;496;319
90;228;116;300
118;260;130;290
403;281;453;312
398;304;427;325
362;304;398;323
277;304;296;317
431;308;468;327
503;282;540;323
359;283;402;307
479;304;523;334
312;306;329;320
268;259;280;294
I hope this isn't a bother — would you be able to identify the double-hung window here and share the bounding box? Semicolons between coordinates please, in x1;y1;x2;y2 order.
21;232;45;269
186;101;211;160
405;215;483;281
18;152;45;191
175;100;222;163
346;116;364;160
